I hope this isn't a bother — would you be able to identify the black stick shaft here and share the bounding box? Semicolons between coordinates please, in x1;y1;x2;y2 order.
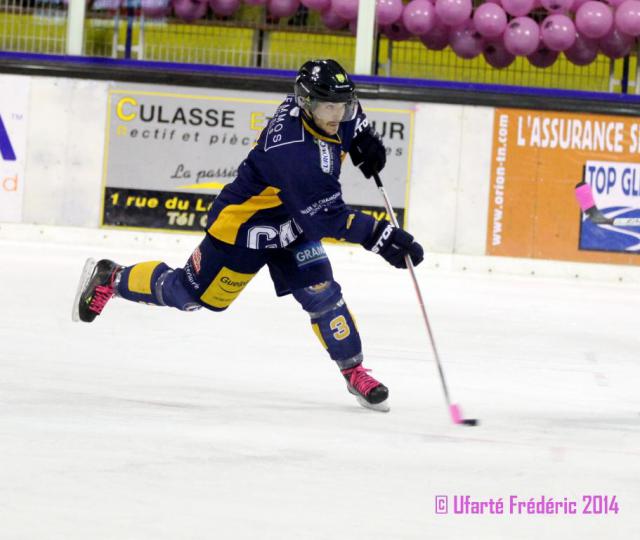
372;172;453;408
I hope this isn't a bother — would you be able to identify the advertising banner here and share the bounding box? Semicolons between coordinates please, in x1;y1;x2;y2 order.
487;108;640;265
0;75;30;223
102;83;414;235
578;161;640;254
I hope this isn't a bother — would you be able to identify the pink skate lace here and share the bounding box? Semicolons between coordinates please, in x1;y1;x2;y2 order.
89;284;115;314
341;365;380;397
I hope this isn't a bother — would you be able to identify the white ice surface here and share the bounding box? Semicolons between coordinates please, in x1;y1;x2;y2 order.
1;231;639;540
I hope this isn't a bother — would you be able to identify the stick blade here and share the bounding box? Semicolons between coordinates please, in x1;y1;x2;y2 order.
449;403;463;424
449;404;479;426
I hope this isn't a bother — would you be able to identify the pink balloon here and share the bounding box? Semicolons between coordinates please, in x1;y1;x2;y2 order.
527;44;559;66
540;0;573;12
615;0;640;36
321;8;349;29
377;0;404;25
268;0;299;17
332;0;358;20
575;1;613;38
382;21;413;40
300;0;329;9
141;0;170;16
403;0;436;36
564;32;599;64
504;16;540;55
173;0;208;21
210;0;240;15
571;0;590;9
473;3;507;38
420;17;450;49
541;14;576;50
435;0;472;27
244;0;267;5
501;0;534;16
483;39;516;67
599;27;634;57
449;21;485;58
605;0;625;6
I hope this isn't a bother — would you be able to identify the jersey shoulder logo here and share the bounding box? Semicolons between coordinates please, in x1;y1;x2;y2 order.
264;97;305;152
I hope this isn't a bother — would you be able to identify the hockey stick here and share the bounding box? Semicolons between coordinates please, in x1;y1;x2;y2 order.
372;171;478;427
575;181;640;227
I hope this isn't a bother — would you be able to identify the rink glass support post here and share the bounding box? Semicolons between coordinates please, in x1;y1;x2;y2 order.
354;0;376;75
66;0;87;56
621;55;630;94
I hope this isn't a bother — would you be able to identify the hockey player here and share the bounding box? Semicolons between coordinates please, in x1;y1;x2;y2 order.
73;59;423;412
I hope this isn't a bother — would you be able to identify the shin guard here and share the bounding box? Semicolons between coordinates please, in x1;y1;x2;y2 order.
293;282;362;369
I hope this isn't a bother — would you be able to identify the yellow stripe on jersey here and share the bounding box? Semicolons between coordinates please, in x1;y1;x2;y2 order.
208;186;282;244
302;118;342;144
128;261;162;294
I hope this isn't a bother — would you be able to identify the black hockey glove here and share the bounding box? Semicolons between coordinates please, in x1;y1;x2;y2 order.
349;126;387;179
363;220;424;269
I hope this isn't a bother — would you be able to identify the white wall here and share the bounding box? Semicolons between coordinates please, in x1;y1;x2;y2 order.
22;77;107;228
409;103;493;255
5;73;494;254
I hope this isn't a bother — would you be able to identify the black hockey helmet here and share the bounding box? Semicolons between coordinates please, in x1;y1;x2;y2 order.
294;59;358;121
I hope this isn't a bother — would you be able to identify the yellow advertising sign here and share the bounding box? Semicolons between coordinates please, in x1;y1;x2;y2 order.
487;108;640;266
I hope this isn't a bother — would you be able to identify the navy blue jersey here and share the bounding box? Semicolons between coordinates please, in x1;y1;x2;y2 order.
206;95;376;249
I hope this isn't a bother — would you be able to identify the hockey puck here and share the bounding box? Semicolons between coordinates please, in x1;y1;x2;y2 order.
461;419;479;426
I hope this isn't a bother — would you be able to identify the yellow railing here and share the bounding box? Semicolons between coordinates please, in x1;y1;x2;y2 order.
1;9;634;93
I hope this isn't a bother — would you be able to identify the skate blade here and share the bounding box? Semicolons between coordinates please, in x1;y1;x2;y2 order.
71;257;96;322
348;388;391;412
354;393;390;413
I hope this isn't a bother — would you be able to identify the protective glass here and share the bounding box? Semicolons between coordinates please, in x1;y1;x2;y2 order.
308;98;357;123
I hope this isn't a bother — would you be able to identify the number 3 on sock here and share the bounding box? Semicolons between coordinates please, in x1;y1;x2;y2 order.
330;315;351;341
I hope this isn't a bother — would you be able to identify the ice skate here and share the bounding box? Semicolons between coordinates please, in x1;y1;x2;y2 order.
342;364;390;412
72;258;122;323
